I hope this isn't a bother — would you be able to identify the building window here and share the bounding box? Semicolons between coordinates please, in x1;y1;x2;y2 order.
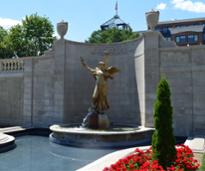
175;35;186;44
155;28;160;32
176;36;180;43
162;27;169;33
188;35;198;44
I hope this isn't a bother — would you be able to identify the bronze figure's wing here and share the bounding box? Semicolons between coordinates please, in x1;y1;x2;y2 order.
106;66;120;75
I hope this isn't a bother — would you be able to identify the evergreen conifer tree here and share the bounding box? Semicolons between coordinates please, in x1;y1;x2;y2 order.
152;78;176;168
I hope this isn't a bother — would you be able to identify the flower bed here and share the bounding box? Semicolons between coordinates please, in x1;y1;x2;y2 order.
103;145;200;171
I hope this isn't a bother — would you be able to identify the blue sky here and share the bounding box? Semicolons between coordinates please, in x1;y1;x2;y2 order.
1;0;205;41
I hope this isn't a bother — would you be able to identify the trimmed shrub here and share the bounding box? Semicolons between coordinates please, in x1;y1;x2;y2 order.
152;78;176;168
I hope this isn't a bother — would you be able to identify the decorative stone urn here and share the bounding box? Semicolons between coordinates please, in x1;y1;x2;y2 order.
145;10;159;31
57;21;68;39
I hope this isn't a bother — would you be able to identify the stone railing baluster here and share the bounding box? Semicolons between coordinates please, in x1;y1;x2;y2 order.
0;58;24;72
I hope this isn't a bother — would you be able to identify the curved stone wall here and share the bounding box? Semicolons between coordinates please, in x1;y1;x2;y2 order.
64;39;143;126
0;28;205;136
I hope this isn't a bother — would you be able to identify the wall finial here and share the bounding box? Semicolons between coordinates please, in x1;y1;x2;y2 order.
145;10;159;31
57;21;68;39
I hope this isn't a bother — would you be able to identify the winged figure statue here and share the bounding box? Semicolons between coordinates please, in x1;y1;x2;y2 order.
80;51;119;112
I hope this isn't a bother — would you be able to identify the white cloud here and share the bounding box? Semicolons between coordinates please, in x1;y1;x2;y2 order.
171;0;205;13
0;17;21;29
156;3;167;10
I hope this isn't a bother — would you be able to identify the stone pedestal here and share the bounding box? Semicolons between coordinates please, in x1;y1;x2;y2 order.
81;109;110;129
81;111;98;129
98;114;110;129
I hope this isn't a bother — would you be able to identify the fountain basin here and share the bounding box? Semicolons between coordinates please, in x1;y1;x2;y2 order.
49;124;154;148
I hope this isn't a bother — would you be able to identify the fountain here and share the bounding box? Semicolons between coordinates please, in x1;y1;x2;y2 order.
49;21;154;148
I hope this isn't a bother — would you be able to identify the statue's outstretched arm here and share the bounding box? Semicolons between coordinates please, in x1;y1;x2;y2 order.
80;57;95;73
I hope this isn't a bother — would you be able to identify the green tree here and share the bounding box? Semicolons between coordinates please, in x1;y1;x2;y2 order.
22;13;54;56
152;78;176;168
0;27;13;58
7;25;28;57
0;26;7;42
87;28;139;43
7;13;54;57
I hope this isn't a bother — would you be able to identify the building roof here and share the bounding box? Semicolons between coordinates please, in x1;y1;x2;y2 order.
100;15;131;30
101;15;126;26
157;17;205;26
100;1;131;30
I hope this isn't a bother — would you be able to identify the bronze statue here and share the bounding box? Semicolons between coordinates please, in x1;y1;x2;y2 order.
80;52;119;113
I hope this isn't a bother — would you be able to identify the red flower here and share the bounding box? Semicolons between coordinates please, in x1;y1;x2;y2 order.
103;145;200;171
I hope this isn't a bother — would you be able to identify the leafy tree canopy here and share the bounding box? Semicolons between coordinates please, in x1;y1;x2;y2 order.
87;28;139;44
0;13;54;58
0;27;13;58
0;26;8;42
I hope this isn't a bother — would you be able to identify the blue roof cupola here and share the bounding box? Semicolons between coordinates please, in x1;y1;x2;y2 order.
100;2;131;31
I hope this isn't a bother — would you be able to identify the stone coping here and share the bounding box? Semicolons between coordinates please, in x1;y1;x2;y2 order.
0;133;15;145
0;133;15;153
0;126;26;134
49;124;154;148
77;145;150;171
50;124;154;135
66;36;142;46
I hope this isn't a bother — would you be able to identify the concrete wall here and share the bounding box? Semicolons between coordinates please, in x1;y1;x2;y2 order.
0;29;205;136
0;73;23;126
23;41;66;127
64;40;141;125
159;45;205;136
0;38;143;128
32;56;55;127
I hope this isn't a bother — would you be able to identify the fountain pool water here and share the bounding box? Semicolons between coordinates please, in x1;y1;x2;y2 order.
0;135;115;171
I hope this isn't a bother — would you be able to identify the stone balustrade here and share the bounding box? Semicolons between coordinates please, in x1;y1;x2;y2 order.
0;59;24;72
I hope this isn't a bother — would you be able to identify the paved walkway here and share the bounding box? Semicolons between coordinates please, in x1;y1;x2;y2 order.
184;137;205;153
184;137;205;164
